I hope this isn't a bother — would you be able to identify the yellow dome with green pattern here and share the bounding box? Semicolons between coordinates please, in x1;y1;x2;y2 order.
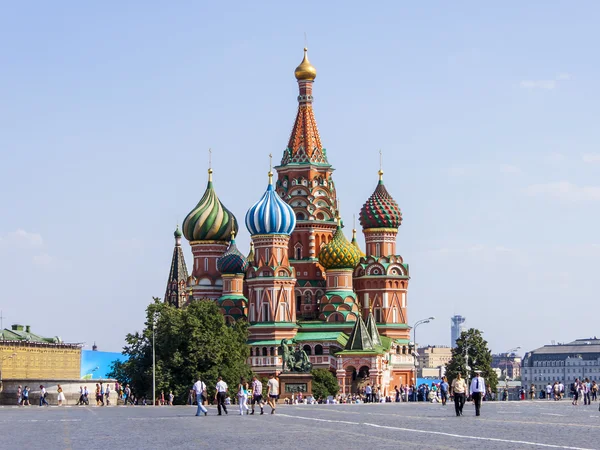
319;223;361;270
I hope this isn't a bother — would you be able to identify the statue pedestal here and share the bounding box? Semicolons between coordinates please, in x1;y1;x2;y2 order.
278;372;313;400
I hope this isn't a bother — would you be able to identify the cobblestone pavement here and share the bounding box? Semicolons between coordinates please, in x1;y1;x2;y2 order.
0;400;599;449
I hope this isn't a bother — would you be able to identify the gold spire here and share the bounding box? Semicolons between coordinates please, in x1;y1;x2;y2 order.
378;150;384;181
268;153;273;184
208;148;213;182
294;47;317;81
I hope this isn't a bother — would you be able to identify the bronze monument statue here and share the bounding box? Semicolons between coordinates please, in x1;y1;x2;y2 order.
280;339;312;373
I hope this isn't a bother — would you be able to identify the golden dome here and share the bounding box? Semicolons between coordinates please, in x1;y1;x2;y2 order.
294;48;317;81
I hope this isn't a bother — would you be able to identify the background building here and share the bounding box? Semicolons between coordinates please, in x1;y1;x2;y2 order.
492;353;522;380
417;345;452;378
0;324;81;380
521;338;600;393
450;315;466;348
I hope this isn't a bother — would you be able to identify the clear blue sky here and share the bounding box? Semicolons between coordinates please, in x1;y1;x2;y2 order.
1;1;598;354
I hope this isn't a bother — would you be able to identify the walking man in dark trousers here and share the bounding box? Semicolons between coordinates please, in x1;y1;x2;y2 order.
215;376;228;415
470;370;486;416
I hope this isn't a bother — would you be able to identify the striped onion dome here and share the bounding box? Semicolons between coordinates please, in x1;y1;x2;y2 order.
359;171;402;230
319;222;361;270
217;235;249;274
182;169;238;242
245;172;296;236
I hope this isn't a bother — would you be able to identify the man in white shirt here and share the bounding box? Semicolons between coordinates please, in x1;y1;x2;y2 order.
365;384;372;403
469;370;486;416
267;374;279;414
193;378;208;416
546;384;552;400
215;377;228;415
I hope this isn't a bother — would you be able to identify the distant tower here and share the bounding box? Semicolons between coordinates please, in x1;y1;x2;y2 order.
164;226;190;308
451;315;466;347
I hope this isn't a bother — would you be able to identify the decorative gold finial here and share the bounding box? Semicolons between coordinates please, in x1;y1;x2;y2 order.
294;47;317;81
208;148;213;182
231;229;236;240
268;153;273;184
378;150;384;181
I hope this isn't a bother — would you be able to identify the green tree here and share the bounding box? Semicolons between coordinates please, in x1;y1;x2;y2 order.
107;297;251;405
445;328;498;394
311;368;339;400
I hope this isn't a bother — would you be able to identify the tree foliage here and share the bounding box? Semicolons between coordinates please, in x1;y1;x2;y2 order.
445;328;498;393
107;298;251;404
311;368;339;400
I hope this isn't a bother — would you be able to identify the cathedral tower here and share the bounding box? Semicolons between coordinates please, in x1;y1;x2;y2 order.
274;48;339;320
182;168;238;300
354;170;410;339
164;226;190;308
245;168;298;342
216;232;249;323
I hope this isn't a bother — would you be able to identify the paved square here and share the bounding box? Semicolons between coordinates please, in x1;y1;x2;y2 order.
0;400;598;449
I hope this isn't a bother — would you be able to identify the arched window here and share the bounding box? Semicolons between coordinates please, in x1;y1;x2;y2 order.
262;347;267;356
315;345;323;355
262;303;270;321
270;347;275;356
392;307;398;323
303;345;312;356
204;258;208;272
305;291;312;306
375;308;382;323
296;246;302;260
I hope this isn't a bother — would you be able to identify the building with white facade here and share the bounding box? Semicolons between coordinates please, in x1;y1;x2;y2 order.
521;338;600;392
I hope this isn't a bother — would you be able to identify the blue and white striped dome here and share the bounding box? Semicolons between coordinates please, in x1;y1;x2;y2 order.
245;175;296;236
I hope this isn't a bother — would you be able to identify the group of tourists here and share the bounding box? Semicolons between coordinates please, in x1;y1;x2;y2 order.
192;374;280;416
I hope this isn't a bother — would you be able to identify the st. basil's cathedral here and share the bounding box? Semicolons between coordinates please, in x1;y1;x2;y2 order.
164;48;415;395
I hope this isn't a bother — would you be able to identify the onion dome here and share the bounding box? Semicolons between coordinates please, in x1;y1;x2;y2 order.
359;170;402;230
351;228;365;257
217;233;249;274
174;225;182;239
319;222;361;270
183;169;238;242
294;48;317;81
245;171;296;236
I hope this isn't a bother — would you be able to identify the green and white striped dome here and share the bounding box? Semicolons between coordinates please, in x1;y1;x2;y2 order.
182;169;238;242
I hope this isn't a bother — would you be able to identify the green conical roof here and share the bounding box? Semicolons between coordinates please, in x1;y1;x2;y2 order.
345;315;374;351
365;311;382;347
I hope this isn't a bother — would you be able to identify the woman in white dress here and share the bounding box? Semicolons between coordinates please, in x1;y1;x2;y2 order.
238;378;249;415
57;384;66;406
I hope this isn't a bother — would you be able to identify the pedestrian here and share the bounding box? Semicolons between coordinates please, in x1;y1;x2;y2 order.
57;384;65;406
193;377;208;416
17;385;22;406
215;376;228;415
440;377;449;406
450;373;467;417
39;385;49;406
529;383;536;400
168;391;174;406
394;385;400;403
123;384;133;406
584;378;591;406
22;386;30;406
470;370;486;417
365;383;372;403
267;374;279;415
237;377;249;415
546;383;552;400
592;381;598;402
572;379;580;405
105;383;111;406
250;375;265;415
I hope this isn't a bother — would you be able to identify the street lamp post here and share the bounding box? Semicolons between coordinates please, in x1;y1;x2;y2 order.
411;317;435;396
152;315;156;406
